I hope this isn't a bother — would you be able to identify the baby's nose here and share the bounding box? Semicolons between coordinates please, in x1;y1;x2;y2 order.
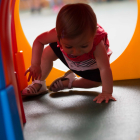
72;49;81;56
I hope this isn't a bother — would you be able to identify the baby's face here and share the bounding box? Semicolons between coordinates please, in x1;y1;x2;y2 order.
60;33;94;57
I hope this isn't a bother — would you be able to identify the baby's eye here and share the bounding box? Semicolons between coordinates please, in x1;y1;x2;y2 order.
81;45;88;48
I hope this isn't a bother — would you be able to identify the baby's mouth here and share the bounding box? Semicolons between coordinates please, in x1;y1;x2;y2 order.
68;54;78;58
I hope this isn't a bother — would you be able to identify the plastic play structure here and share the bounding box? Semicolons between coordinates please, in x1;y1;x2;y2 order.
0;0;140;139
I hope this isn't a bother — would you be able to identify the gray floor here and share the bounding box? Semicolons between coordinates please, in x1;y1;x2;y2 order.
23;79;140;140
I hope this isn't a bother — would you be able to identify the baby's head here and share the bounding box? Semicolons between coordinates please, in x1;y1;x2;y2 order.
56;3;97;56
56;3;97;40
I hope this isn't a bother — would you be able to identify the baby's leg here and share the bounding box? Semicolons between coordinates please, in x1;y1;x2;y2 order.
62;77;101;89
73;77;101;88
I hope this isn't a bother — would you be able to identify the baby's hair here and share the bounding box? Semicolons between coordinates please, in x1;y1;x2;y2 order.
56;3;97;40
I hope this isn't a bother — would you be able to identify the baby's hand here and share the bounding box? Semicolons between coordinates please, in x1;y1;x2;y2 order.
24;65;42;82
93;93;116;103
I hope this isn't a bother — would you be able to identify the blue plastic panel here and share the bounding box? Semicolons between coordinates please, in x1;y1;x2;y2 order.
0;93;7;140
0;85;24;140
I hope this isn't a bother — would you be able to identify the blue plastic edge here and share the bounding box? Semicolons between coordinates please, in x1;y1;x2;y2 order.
0;89;7;140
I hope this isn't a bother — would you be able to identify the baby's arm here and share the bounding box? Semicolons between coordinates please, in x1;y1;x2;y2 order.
93;41;116;103
25;28;58;81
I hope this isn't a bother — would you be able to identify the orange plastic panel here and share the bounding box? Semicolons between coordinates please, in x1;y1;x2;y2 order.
11;0;26;124
15;51;28;91
110;0;140;80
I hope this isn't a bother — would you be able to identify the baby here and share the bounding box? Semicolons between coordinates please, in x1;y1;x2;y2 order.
22;3;116;103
